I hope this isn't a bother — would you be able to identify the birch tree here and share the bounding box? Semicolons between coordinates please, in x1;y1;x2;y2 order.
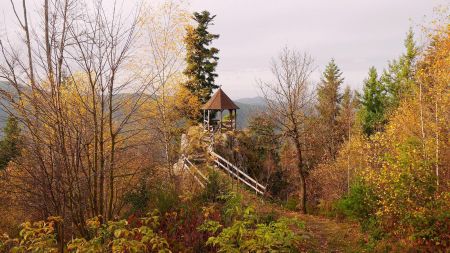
0;0;156;244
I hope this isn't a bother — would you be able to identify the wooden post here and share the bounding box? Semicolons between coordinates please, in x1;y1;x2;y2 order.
234;109;237;130
220;110;223;132
228;109;231;131
231;109;234;131
208;110;211;131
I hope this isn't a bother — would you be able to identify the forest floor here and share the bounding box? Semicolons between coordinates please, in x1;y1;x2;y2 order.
239;188;368;253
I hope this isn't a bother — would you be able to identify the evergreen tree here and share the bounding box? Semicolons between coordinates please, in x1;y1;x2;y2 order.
381;29;418;109
359;67;388;136
0;116;21;170
316;59;344;159
183;11;220;105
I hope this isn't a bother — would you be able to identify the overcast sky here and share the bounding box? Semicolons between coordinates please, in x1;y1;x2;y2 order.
187;0;447;98
0;0;448;99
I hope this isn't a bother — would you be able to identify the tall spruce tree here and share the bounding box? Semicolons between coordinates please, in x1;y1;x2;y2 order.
359;67;388;136
316;59;344;159
0;116;21;170
183;11;220;105
381;29;419;109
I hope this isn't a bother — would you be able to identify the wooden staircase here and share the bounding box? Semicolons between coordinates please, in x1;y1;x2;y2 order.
182;149;266;195
209;151;266;195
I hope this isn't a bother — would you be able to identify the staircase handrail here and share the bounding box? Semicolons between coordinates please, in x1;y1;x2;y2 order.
213;158;264;195
184;156;209;183
182;155;209;188
209;151;266;193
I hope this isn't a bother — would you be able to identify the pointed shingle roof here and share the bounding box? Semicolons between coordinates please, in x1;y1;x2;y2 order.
201;88;240;110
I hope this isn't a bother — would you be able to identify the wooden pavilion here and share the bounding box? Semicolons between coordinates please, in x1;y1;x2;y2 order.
201;88;239;132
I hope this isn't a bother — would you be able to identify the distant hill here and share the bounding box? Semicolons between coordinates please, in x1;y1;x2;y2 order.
234;97;267;129
235;96;266;106
0;82;267;132
0;81;12;131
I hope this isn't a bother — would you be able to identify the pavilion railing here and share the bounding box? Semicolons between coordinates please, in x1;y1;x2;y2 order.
203;119;235;132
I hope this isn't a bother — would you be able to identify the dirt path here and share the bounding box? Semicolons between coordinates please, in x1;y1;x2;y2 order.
240;190;367;253
298;214;365;253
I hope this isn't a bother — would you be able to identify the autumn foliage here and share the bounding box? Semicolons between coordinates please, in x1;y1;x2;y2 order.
0;0;448;252
311;24;450;251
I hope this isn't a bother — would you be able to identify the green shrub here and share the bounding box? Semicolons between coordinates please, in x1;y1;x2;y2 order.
0;116;21;171
125;182;180;216
219;192;246;224
336;178;450;251
335;180;376;220
409;192;450;251
200;207;304;252
198;192;305;252
284;197;299;212
0;213;171;252
202;170;229;202
124;182;151;215
0;217;61;252
335;180;382;237
67;211;171;252
151;186;180;214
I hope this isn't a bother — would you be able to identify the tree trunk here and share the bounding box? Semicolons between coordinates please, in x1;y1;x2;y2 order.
293;133;306;214
435;97;439;188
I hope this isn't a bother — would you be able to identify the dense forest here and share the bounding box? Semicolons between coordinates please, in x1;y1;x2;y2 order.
0;0;448;252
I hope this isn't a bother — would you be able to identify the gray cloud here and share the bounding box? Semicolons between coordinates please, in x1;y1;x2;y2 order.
189;0;446;98
0;0;446;99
